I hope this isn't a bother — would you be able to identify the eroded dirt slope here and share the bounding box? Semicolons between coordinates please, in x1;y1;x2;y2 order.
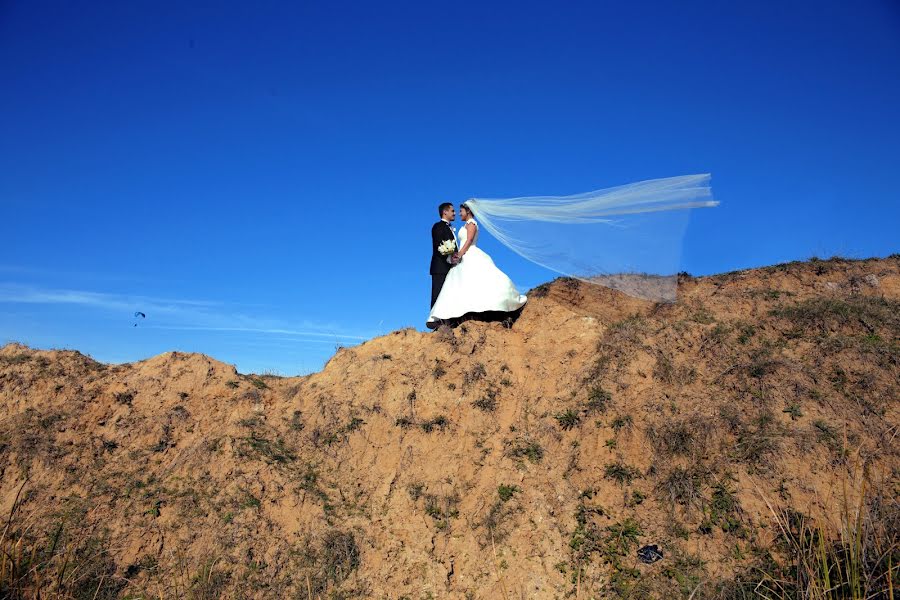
1;255;898;599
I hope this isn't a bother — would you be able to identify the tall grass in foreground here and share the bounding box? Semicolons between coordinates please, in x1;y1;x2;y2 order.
0;481;123;600
3;460;898;599
2;478;357;599
757;460;898;599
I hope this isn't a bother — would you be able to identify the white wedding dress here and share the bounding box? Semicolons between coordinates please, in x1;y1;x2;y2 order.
427;219;527;325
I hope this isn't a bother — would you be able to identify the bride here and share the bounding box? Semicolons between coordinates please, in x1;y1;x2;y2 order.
426;203;527;328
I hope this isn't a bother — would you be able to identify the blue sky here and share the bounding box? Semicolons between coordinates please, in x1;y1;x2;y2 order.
2;1;899;374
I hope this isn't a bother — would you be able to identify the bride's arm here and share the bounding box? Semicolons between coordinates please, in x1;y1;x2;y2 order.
457;222;477;257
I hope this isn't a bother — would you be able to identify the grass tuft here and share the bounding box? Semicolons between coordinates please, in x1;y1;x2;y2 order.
420;415;449;433
554;408;581;430
506;438;544;463
497;484;520;502
604;462;641;486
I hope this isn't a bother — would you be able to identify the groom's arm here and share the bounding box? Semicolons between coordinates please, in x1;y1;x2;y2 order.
432;223;455;264
431;223;444;252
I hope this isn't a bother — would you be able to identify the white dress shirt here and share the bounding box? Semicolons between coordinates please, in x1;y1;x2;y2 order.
441;219;458;263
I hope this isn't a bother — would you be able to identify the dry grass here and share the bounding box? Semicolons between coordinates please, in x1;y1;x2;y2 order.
755;459;898;599
1;481;124;599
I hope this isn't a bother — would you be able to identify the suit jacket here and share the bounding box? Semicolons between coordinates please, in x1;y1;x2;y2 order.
430;220;456;275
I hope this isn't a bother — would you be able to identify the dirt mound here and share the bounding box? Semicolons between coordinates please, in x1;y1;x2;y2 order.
1;255;898;599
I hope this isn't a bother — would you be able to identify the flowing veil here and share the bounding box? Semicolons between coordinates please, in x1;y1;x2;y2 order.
464;174;718;303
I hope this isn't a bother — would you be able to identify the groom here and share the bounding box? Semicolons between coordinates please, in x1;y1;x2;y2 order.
430;202;460;314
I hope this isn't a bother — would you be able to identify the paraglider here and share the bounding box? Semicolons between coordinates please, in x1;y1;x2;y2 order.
133;311;146;327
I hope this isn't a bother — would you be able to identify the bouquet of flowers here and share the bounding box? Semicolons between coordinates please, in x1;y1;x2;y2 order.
437;238;457;256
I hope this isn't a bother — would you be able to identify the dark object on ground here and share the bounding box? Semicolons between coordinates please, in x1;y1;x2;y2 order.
455;307;524;328
427;307;523;331
426;318;454;330
637;544;663;564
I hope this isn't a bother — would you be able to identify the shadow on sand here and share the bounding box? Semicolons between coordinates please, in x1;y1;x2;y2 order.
430;306;525;331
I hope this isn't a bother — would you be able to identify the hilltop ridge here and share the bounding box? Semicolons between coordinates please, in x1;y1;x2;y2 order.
1;255;898;599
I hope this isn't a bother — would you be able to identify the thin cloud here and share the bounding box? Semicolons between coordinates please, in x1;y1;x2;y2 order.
0;264;152;284
0;283;218;312
146;325;367;341
0;283;371;341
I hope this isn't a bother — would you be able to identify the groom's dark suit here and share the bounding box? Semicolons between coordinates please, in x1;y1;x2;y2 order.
430;220;457;307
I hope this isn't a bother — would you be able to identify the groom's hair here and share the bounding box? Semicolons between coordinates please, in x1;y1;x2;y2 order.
438;202;453;217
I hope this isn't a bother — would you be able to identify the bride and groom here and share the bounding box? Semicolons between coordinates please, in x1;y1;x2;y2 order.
423;174;717;325
426;202;527;329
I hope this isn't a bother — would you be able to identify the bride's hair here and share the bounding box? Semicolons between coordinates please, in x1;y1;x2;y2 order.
459;203;472;217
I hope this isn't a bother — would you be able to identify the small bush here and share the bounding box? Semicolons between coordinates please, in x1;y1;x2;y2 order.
626;490;646;507
421;415;449;433
647;415;710;457
812;419;848;463
782;402;803;420
585;386;612;413
657;465;707;509
483;498;516;542
236;432;296;464
554;408;581;430
497;484;520;502
319;530;360;587
703;479;743;535
432;361;446;379
345;417;365;432
719;404;745;432
736;430;780;466
746;352;781;378
507;438;544;463
395;416;415;428
472;387;499;412
737;324;756;344
611;414;633;432
464;363;487;385
653;354;696;385
604;518;643;556
690;309;716;324
604;462;641;486
114;391;134;405
407;483;424;501
423;493;460;528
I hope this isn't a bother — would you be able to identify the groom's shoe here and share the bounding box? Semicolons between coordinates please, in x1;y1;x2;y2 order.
426;318;441;330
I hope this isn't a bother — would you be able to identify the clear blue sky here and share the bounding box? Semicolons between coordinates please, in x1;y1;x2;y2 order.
2;1;899;374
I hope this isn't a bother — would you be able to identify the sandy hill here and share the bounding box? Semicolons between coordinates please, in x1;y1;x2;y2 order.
1;256;898;599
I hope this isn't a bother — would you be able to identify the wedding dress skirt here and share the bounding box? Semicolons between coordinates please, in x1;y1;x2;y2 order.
428;220;527;324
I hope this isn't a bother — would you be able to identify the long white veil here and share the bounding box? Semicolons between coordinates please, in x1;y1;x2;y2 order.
465;174;718;303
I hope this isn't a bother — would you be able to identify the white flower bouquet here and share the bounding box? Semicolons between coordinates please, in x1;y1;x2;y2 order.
438;239;457;256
